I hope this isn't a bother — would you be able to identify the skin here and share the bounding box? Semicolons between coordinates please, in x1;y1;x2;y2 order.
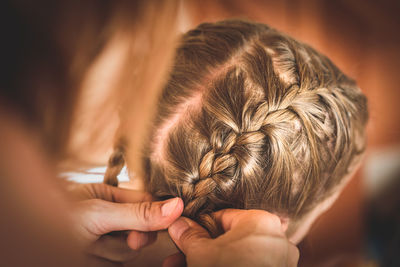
67;183;184;265
69;183;300;267
0;113;186;266
0;112;300;266
165;209;299;267
124;158;359;267
160;176;356;267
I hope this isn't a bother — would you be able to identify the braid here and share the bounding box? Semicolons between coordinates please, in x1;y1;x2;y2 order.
143;19;368;236
104;137;127;186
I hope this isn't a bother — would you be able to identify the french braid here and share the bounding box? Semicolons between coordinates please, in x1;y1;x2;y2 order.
140;20;368;236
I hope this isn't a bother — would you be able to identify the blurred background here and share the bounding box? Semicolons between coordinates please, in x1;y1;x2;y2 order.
182;0;400;266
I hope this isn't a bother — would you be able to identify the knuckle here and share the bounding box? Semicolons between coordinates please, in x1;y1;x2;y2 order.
179;228;195;243
136;201;154;223
180;228;208;248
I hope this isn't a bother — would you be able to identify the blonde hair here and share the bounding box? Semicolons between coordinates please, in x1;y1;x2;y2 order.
108;20;368;235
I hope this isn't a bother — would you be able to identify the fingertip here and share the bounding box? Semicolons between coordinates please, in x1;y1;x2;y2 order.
213;209;283;234
168;217;190;242
161;197;184;218
176;198;184;212
124;198;184;232
127;231;157;250
168;217;211;253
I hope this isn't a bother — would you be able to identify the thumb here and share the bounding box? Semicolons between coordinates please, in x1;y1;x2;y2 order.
82;197;184;236
168;217;211;254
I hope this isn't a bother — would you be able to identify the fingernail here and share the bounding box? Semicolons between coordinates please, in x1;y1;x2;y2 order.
161;197;179;217
169;218;189;240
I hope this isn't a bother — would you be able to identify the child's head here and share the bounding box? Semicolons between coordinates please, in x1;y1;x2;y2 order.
141;20;368;241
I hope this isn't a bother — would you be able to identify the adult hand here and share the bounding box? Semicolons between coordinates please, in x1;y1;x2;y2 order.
164;209;299;267
68;183;183;266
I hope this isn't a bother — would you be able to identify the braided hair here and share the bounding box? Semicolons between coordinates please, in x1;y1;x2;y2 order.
104;137;127;186
137;20;366;236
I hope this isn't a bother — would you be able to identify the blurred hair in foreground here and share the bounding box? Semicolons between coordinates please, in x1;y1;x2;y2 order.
0;1;179;266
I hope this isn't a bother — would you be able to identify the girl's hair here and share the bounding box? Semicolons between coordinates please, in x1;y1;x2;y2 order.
110;20;368;235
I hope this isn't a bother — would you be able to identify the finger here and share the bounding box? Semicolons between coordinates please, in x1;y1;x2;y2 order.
85;197;184;235
103;185;153;203
87;232;138;262
213;209;283;235
87;183;153;203
168;217;211;254
126;230;157;250
162;252;186;267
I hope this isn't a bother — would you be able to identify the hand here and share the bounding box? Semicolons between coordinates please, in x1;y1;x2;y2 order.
164;209;299;267
68;183;184;266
